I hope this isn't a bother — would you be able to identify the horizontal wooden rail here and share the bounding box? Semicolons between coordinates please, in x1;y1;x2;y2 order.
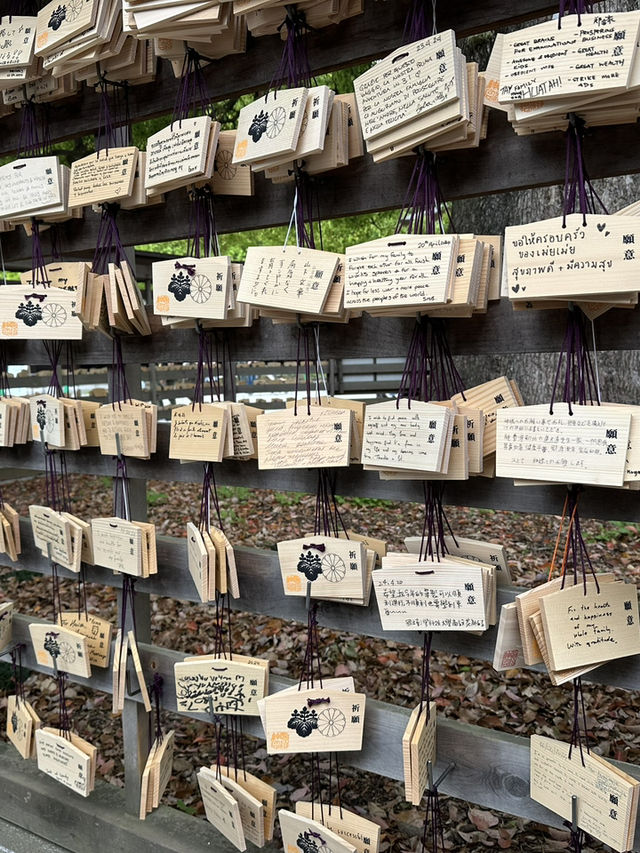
10;519;640;693
2;303;640;369
5;433;640;519
0;0;577;158
6;612;640;840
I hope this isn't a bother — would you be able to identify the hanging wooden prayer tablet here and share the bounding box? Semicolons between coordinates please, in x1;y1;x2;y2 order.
237;246;340;315
234;88;308;166
61;512;94;564
498;13;640;105
492;603;525;671
539;579;640;671
496;403;632;487
169;403;229;462
0;16;37;69
0;601;13;651
216;772;265;848
112;629;128;715
0;157;63;219
58;611;112;668
35;728;93;797
6;695;35;759
263;688;366;754
152;256;231;320
174;655;267;715
220;767;278;843
504;215;640;301
29;505;73;566
530;735;640;852
29;394;64;445
68;147;138;207
146;730;175;812
36;0;98;56
95;403;150;458
277;536;367;600
451;376;522;457
373;559;488;632
186;523;209;603
0;286;81;340
29;622;92;678
361;400;453;473
197;767;246;851
279;809;357;853
345;235;458;310
256;406;352;470
402;702;436;806
295;803;382;853
213;131;254;196
145;116;219;191
91;517;144;577
405;535;512;585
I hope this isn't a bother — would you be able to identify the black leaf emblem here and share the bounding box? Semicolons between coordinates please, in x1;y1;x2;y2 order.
287;707;318;738
168;271;192;302
297;552;323;582
248;111;269;143
15;301;42;327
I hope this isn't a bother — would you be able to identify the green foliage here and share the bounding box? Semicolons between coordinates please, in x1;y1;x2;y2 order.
585;520;638;543
100;476;112;489
174;799;198;816
273;491;303;507
11;569;38;582
335;494;394;509
217;485;251;502
147;489;168;507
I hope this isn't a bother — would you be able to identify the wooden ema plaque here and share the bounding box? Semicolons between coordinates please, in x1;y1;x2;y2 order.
29;505;73;565
68;147;138;207
295;802;381;853
405;535;512;585
496;403;632;487
0;16;36;69
91;517;144;577
29;622;92;678
233;88;308;166
35;728;94;798
0;601;13;652
0;286;81;341
492;603;525;671
215;772;265;848
277;536;367;600
220;767;277;843
279;809;357;853
402;701;436;806
0;156;63;219
174;655;268;715
145;116;219;191
58;611;113;668
95;402;153;459
256;406;353;470
530;735;639;852
263;687;366;755
197;767;246;851
6;695;39;760
169;403;228;462
152;256;230;320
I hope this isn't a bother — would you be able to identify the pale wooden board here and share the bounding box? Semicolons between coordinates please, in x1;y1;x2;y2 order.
505;215;640;300
186;522;209;603
0;156;63;219
373;558;487;632
237;245;339;314
492;603;525;671
152;256;230;320
405;535;511;585
212;130;254;196
174;656;267;715
256;406;352;470
499;13;640;104
220;767;277;842
277;536;366;599
353;30;458;141
29;622;91;678
145;116;217;190
233;88;308;165
91;517;144;577
410;702;437;806
539;580;640;671
29;505;72;565
128;631;152;711
280;809;357;853
0;601;13;652
216;772;265;848
95;403;150;458
344;235;457;310
0;16;37;68
58;611;112;668
529;610;604;686
0;286;81;341
452;376;520;457
361;400;451;473
6;695;33;759
197;767;246;851
68;147;138;207
496;403;632;487
35;728;92;797
264;688;366;754
531;734;639;852
29;395;65;446
169;403;228;462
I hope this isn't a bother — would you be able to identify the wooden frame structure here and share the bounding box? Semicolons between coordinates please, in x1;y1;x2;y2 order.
2;1;640;849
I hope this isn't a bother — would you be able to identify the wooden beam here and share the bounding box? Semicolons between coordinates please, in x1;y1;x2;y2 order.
0;0;571;158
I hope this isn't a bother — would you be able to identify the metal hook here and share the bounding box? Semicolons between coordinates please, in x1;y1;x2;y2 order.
125;662;141;698
306;580;312;611
571;794;578;834
114;432;123;460
46;541;53;563
426;759;456;794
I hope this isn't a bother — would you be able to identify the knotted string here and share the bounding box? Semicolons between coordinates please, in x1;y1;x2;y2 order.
186;185;219;259
549;306;600;416
298;600;323;690
293;324;317;416
421;770;446;852
95;75;131;153
198;461;224;534
149;673;164;748
396;149;453;235
10;643;26;705
271;5;314;91
557;486;599;593
396;317;465;407
192;326;221;409
57;671;72;738
17;99;51;159
44;341;64;398
558;0;594;28
0;344;11;398
110;335;131;409
30;219;50;289
562;114;607;228
403;0;437;43
568;676;590;766
172;47;214;126
314;469;348;539
92;203;126;276
293;166;321;249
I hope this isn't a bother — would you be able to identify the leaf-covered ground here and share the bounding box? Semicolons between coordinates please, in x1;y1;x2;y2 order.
2;474;639;852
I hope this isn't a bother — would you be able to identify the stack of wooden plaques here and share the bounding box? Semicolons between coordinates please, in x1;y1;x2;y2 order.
68;146;139;208
77;261;151;337
354;31;487;162
530;735;639;852
28;621;92;679
256;405;354;470
95;398;157;457
139;731;175;820
185;521;240;602
3;71;78;105
508;573;640;687
496;403;634;488
0;601;12;651
0;15;38;90
145;115;220;195
35;727;97;797
373;553;496;633
152;255;231;321
484;12;640;135
174;652;269;715
277;535;373;604
111;629;152;715
263;93;364;183
404;535;512;587
28;393;100;451
344;233;501;317
6;692;41;760
170;400;261;461
58;611;112;669
294;802;381;853
0;396;31;448
0;155;78;223
160;262;256;329
279;809;358;853
91;516;157;577
0;505;20;562
155;19;247;69
77;37;156;86
29;505;85;573
232;87;309;169
402;701;436;806
244;0;363;37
